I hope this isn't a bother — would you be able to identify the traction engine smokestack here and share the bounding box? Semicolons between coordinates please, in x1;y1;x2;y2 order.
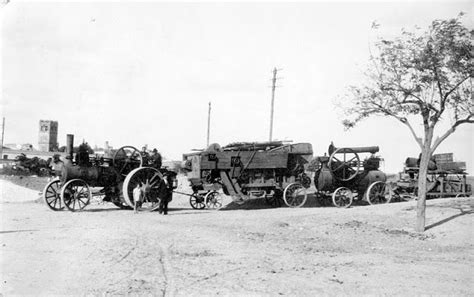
66;134;74;161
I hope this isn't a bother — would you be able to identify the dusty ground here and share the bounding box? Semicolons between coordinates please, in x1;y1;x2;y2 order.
0;176;473;296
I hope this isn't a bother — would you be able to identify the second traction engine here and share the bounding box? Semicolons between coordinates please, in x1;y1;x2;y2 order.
313;143;389;207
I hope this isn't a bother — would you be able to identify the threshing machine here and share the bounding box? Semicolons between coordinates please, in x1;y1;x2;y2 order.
182;141;313;209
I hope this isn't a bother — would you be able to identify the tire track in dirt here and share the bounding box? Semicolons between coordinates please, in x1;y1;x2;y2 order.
86;223;171;296
116;235;138;263
157;244;169;297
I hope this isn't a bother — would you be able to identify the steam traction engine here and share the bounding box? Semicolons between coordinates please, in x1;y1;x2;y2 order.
313;143;392;208
42;135;177;212
182;141;313;209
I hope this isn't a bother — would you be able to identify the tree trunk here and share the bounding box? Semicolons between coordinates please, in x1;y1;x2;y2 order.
415;138;434;232
415;152;427;232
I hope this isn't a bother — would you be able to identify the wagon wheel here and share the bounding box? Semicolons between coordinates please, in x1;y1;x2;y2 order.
265;189;283;208
190;193;206;209
332;187;353;208
61;179;92;212
113;146;143;177
122;167;163;211
328;148;361;181
366;181;392;205
283;183;307;208
205;191;224;210
43;178;64;211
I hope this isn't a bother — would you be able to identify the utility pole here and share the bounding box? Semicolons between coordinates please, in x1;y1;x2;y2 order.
206;102;211;148
269;67;282;141
0;117;5;159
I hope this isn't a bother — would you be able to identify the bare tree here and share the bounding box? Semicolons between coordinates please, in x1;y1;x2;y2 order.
341;14;473;232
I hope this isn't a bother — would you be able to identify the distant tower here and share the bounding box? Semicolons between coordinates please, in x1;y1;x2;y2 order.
38;120;58;152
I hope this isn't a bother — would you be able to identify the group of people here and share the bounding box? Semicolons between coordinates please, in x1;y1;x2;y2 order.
141;146;162;169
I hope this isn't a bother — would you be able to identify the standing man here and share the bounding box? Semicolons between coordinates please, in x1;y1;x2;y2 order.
150;148;162;169
141;146;150;165
158;170;176;215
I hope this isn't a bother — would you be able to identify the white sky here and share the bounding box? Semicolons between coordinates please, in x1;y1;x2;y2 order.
1;1;473;173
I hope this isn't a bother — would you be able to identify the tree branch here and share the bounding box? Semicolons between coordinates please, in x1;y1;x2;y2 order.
444;76;471;101
432;76;472;128
432;60;444;102
369;101;424;148
401;117;424;149
431;114;474;152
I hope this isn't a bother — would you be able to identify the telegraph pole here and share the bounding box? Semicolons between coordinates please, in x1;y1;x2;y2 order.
0;117;5;159
269;67;281;141
206;102;211;148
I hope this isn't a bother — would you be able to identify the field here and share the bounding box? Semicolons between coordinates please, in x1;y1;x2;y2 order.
0;175;473;295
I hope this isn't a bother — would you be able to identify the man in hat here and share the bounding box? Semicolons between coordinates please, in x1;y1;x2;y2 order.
141;146;150;165
150;148;162;169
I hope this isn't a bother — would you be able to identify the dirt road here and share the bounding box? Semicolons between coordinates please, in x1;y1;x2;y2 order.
1;179;473;295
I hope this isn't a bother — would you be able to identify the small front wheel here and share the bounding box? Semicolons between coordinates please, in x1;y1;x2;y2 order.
61;179;92;212
43;178;64;211
332;187;353;208
283;183;307;208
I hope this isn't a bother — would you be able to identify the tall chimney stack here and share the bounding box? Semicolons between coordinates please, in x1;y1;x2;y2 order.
66;134;74;160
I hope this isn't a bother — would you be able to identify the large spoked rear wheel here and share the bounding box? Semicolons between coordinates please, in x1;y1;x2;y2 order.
332;187;353;208
123;167;163;212
113;146;143;177
61;179;92;212
205;191;223;210
190;193;206;209
366;181;392;205
283;183;307;208
43;178;64;211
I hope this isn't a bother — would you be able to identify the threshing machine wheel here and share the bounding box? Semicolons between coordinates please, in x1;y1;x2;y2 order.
113;146;143;177
190;193;206;209
365;181;392;205
332;187;353;208
60;179;92;212
43;178;64;211
122;167;163;211
328;148;361;182
283;183;307;208
205;191;224;210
